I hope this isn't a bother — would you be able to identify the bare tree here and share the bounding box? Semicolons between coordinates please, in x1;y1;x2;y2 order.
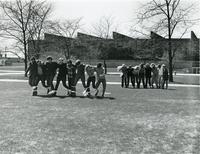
46;18;82;59
0;0;52;71
91;15;119;73
92;15;118;39
135;0;198;81
27;1;52;57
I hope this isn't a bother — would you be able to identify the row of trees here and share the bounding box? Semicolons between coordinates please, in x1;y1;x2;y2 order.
0;0;199;82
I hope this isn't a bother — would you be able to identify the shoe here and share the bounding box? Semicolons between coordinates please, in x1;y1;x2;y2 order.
95;89;99;96
32;91;37;96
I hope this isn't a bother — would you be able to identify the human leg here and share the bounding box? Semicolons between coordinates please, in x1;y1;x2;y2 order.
121;75;124;88
55;76;61;90
61;76;68;89
102;79;106;97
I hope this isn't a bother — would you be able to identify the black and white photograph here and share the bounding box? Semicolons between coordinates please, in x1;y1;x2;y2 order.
0;0;199;153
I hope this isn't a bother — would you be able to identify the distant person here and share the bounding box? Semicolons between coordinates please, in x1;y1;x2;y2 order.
118;64;128;88
145;63;152;88
151;63;159;88
127;65;134;88
45;56;58;94
132;65;139;88
138;63;146;88
158;64;163;88
67;59;76;97
162;64;169;89
95;63;106;97
55;58;68;94
25;56;39;96
75;59;86;89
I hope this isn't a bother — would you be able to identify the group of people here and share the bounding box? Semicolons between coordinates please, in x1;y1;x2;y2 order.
25;56;106;97
118;63;169;89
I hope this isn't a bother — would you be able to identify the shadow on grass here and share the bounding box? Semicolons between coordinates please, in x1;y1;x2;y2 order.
125;87;176;90
37;94;115;100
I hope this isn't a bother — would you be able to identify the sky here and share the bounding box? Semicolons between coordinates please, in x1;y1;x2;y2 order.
48;0;137;35
48;0;200;37
0;0;200;57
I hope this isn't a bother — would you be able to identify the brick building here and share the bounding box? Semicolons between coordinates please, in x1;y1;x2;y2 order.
28;31;199;71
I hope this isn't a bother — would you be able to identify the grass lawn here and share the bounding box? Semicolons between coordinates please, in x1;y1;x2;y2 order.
0;81;200;153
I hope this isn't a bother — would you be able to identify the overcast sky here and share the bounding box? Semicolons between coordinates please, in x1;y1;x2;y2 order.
49;0;137;35
48;0;200;37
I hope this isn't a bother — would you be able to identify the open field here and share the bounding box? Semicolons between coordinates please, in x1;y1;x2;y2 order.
0;81;200;153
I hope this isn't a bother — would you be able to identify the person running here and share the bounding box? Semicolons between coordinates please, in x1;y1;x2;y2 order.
95;63;106;97
84;65;97;96
67;59;76;97
162;64;169;89
25;57;39;96
55;58;68;94
75;59;86;89
36;60;48;88
138;63;146;88
45;56;58;94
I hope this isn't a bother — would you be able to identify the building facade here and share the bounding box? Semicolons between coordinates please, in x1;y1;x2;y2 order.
28;31;199;71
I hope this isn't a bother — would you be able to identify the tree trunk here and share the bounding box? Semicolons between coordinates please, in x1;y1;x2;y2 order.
23;31;28;72
168;39;173;82
166;2;173;82
24;46;28;72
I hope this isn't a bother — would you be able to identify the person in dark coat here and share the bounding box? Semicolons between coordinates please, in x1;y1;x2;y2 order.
145;63;152;88
67;59;76;97
36;60;47;88
45;56;58;93
118;64;128;88
75;59;86;89
55;58;68;93
138;63;146;88
127;65;134;88
25;56;38;96
162;64;169;89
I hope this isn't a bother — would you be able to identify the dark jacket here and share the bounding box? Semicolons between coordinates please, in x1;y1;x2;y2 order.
67;64;76;79
127;67;133;76
57;63;67;77
163;68;169;80
145;66;152;78
26;61;38;77
45;62;58;75
76;64;85;76
139;66;145;77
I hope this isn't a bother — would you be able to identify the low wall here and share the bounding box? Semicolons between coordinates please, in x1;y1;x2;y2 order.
82;59;193;69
